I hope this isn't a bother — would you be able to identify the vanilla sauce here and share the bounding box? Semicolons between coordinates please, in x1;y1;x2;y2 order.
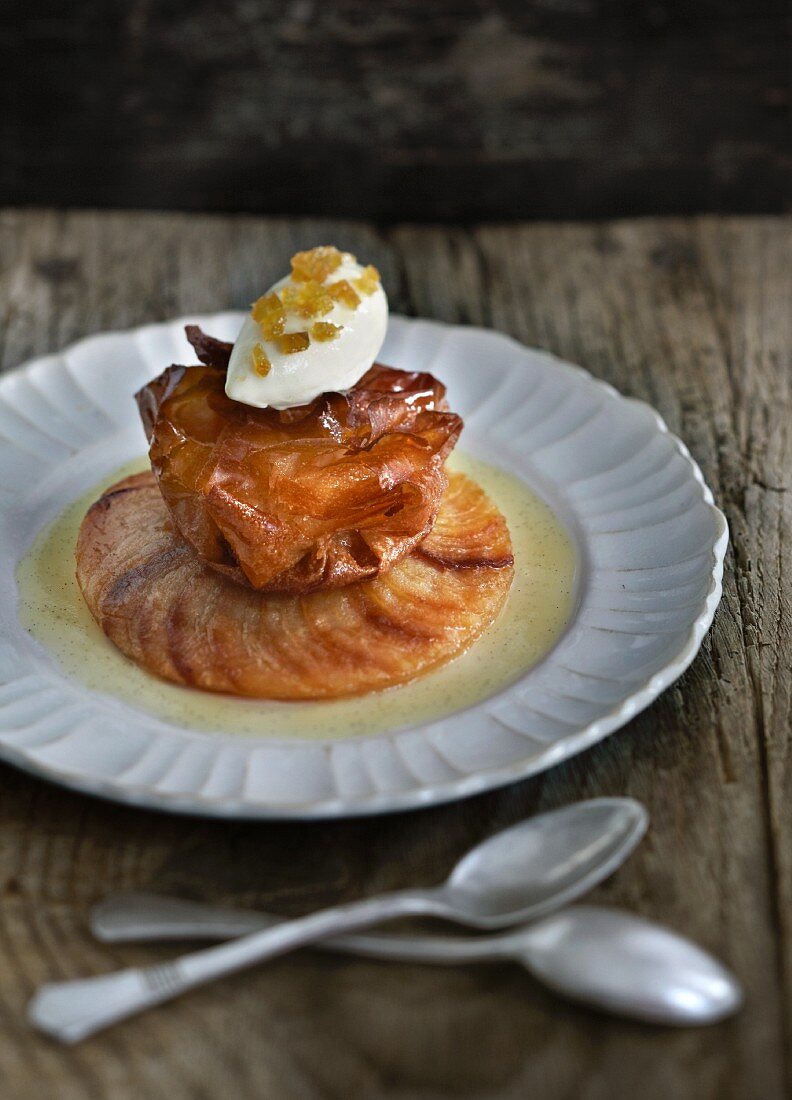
16;453;577;741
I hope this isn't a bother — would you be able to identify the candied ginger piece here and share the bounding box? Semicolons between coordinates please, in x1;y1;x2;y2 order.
290;246;344;284
328;279;361;310
251;344;272;376
311;321;342;341
279;286;300;309
281;280;334;319
354;265;381;295
251;293;286;340
276;331;310;354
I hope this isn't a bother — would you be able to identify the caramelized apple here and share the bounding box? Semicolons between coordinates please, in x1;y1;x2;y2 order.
136;330;463;594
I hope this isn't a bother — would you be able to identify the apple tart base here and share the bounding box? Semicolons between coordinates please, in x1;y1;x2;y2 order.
76;471;514;700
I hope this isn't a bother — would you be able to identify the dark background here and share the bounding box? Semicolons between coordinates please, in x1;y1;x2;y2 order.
1;0;790;222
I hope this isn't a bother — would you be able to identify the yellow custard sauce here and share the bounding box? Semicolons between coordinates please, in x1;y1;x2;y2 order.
16;454;577;741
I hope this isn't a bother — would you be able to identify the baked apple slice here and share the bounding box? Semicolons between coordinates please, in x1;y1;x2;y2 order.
76;471;514;700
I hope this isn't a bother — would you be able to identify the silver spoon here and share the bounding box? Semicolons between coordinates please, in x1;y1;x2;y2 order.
86;894;744;1025
91;796;646;944
30;798;646;1043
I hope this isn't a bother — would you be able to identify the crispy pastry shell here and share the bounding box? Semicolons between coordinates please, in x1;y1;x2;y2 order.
136;330;463;594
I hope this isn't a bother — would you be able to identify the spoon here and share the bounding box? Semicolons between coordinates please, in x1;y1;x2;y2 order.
87;895;744;1025
30;798;646;1043
91;796;646;944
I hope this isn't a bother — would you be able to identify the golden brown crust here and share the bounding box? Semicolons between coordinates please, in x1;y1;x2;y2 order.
76;471;514;700
136;345;463;595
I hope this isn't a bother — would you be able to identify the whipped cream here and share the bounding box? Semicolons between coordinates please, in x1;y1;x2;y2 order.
226;253;388;410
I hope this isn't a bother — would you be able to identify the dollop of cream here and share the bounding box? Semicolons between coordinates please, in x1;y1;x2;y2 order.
226;253;388;410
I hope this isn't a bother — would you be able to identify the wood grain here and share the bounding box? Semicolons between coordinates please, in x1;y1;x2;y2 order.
2;2;790;221
0;210;789;1099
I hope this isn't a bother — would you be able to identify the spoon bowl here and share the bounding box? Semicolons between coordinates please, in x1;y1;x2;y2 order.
516;906;743;1025
442;798;647;925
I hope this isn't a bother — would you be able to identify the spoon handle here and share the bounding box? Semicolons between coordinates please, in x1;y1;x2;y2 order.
91;892;279;942
90;891;509;961
29;889;442;1044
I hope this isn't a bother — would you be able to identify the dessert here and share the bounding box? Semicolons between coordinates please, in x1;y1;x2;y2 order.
75;247;515;699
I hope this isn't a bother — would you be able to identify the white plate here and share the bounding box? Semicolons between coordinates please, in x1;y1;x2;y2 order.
0;314;727;818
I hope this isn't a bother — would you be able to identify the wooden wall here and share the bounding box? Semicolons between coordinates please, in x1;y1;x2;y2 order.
2;0;790;220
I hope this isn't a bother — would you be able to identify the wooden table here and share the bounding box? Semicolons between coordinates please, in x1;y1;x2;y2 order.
6;3;790;222
0;211;789;1100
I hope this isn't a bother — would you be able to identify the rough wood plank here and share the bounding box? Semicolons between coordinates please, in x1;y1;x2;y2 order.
0;210;788;1099
397;217;792;1098
2;2;790;221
